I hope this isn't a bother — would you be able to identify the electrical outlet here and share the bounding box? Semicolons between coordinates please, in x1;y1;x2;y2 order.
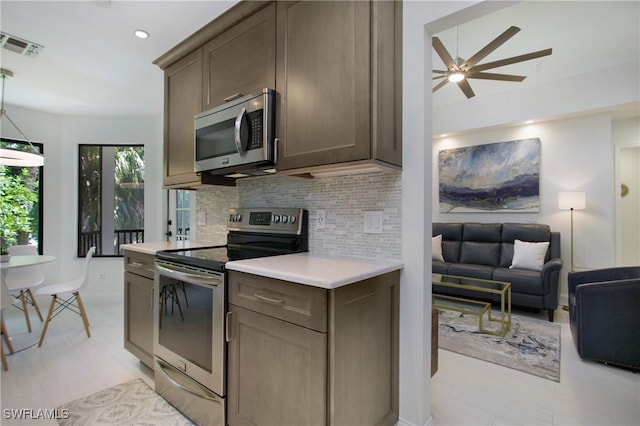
364;211;383;234
316;209;326;230
197;211;206;226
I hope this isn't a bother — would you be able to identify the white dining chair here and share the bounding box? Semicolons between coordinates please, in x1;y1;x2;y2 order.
33;247;95;347
5;245;45;332
1;281;15;371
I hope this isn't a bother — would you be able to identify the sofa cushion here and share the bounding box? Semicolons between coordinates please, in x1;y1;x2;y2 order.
448;263;494;280
510;239;550;271
432;261;449;274
493;268;544;295
500;223;551;267
460;242;501;267
433;223;462;262
432;235;445;262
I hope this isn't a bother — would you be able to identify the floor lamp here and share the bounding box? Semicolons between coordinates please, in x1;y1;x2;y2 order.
558;191;586;272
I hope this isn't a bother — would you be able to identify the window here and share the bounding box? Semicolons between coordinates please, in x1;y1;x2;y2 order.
176;190;191;241
0;139;44;253
78;145;144;257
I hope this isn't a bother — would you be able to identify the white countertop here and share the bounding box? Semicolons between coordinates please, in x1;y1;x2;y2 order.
120;240;222;255
225;253;403;289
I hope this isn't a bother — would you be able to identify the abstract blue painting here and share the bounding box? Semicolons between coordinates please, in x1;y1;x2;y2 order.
439;138;540;212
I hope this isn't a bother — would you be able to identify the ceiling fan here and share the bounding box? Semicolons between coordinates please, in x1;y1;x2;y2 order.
432;26;552;99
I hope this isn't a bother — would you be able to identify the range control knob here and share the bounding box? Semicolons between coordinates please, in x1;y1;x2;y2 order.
235;214;242;222
289;215;297;224
272;214;280;223
281;215;289;223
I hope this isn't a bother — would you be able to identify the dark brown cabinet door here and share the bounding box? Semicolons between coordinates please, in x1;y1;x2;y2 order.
227;305;327;426
163;48;202;188
275;0;371;171
124;271;154;368
202;3;276;110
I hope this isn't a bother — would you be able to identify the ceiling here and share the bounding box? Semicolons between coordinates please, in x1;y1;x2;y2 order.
432;1;640;108
1;1;638;119
1;0;236;116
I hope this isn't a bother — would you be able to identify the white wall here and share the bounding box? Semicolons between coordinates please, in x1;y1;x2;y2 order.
613;117;640;266
1;105;164;304
432;113;622;304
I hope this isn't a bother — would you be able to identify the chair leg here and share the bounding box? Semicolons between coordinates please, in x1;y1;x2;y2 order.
38;295;57;347
19;291;32;333
1;316;14;354
27;289;44;322
1;344;7;371
75;292;91;338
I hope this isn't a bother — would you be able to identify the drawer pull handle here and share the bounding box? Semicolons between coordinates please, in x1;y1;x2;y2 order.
129;261;145;268
254;293;286;304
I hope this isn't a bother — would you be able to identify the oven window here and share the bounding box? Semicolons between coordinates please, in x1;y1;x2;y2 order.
158;277;213;373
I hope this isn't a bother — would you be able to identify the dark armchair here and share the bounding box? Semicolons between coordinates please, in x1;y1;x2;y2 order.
568;266;640;371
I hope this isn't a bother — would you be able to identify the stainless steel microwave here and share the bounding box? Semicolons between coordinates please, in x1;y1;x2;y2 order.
194;88;276;177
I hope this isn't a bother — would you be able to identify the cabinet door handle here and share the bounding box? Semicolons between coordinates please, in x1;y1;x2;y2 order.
254;293;286;304
224;93;243;102
225;311;234;342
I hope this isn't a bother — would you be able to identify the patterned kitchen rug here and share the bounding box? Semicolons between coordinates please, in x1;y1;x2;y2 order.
437;310;561;382
56;378;193;425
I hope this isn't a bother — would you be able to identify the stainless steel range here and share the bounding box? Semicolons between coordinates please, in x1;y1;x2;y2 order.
153;208;308;426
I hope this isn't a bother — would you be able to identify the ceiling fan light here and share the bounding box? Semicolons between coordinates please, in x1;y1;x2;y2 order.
448;72;465;83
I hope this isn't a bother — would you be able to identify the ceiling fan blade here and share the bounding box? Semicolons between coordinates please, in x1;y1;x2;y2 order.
433;75;448;80
433;70;448;74
472;48;553;72
432;36;457;70
460;26;521;69
433;78;450;92
466;72;527;82
457;79;475;98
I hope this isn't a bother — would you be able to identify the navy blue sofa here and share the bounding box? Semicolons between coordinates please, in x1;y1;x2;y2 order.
568;266;640;371
432;222;563;321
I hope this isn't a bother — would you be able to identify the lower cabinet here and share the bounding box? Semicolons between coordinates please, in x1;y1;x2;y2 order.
123;250;155;369
227;270;399;426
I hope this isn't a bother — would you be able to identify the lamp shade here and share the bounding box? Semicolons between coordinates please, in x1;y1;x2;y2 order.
0;148;44;167
558;191;586;210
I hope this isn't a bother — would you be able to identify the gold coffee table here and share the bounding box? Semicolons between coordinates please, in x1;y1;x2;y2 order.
432;273;511;336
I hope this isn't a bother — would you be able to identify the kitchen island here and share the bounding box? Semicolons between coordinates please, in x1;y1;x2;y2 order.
226;254;402;426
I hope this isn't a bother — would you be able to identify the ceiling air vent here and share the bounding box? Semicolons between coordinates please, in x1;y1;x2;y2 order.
0;32;44;57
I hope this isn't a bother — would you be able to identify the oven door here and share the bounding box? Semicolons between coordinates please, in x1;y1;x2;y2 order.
154;260;226;396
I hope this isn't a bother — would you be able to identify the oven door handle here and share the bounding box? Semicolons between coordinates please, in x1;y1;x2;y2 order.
156;359;222;404
156;265;222;287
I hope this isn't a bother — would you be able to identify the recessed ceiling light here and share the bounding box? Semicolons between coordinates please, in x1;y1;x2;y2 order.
525;120;534;124
134;30;149;39
440;134;448;138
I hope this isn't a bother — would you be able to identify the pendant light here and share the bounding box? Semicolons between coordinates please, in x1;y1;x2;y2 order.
0;68;44;167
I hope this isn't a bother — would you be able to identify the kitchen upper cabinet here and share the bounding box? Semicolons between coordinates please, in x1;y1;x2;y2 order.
163;48;203;189
202;3;276;110
275;0;402;173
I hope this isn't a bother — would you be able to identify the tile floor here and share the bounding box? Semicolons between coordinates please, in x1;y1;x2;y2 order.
1;302;639;425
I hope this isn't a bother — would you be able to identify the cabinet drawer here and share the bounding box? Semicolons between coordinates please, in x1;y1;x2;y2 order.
229;271;327;332
124;250;155;279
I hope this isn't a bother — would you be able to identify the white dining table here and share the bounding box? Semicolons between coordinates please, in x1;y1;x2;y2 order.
1;255;56;351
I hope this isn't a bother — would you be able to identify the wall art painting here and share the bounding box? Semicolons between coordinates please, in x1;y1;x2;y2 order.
439;138;540;213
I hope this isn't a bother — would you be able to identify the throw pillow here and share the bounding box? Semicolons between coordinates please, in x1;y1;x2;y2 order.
432;234;445;262
510;239;549;271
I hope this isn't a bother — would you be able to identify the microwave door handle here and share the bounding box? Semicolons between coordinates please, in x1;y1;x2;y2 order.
234;107;248;157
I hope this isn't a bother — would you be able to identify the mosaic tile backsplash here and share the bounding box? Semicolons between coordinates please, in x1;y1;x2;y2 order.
195;172;402;260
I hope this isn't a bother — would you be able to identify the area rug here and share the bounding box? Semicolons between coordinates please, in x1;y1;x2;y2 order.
56;378;193;425
438;310;561;382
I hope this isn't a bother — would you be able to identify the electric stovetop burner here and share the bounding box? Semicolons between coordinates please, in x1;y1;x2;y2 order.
156;246;229;271
156;207;309;271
